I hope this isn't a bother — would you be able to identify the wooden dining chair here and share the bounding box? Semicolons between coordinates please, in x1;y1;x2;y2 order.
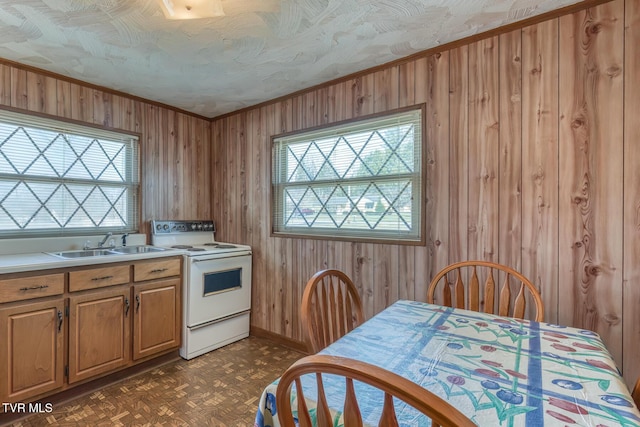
427;260;544;322
300;269;364;353
633;377;640;407
276;354;476;427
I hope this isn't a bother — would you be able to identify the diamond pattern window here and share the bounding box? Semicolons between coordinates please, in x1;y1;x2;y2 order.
0;110;139;237
272;106;424;242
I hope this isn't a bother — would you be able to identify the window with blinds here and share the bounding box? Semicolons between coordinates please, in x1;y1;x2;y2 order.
0;109;139;237
272;106;424;242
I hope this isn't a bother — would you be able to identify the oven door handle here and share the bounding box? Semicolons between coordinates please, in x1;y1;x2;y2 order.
188;309;251;330
192;252;251;263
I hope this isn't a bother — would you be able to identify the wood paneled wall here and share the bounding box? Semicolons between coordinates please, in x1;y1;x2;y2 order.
212;0;640;386
0;62;211;236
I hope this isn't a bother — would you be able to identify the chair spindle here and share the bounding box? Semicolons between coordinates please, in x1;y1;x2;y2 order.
316;372;332;426
513;283;526;319
378;393;399;427
469;267;479;311
484;271;495;314
329;278;337;343
296;377;312;427
455;269;465;309
498;272;511;318
442;275;452;307
343;378;363;427
337;284;346;337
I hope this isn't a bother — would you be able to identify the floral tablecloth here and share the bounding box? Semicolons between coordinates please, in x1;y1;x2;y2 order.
255;300;640;426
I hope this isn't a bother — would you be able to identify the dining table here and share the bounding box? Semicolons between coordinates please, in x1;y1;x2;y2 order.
254;300;640;426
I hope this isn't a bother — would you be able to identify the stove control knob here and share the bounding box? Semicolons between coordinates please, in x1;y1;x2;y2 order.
156;224;162;231
197;224;203;230
163;224;169;230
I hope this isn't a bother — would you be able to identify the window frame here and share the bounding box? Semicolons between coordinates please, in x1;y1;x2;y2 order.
270;104;426;245
0;107;141;238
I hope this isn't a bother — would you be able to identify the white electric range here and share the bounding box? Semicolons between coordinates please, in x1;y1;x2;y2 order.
151;220;252;360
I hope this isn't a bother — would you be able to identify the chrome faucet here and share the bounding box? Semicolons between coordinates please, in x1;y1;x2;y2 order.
83;232;115;250
97;232;113;248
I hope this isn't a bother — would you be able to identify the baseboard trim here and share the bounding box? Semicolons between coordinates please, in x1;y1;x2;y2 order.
250;326;309;354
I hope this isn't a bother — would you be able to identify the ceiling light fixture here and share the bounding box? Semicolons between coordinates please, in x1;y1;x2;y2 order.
157;0;224;20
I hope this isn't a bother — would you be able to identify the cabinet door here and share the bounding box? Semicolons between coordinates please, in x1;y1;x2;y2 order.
133;278;180;360
0;298;64;403
68;288;131;383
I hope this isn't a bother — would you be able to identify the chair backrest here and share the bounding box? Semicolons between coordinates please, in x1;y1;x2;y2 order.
276;354;476;427
427;260;544;322
633;378;640;408
300;269;364;353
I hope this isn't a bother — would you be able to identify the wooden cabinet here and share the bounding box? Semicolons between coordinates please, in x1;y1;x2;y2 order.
68;287;131;384
0;255;182;404
133;278;181;360
0;298;65;403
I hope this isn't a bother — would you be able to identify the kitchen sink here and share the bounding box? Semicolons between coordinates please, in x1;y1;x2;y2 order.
48;246;169;258
110;245;169;254
48;249;118;258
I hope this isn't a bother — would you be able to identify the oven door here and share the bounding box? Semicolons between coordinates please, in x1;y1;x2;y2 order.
186;252;252;328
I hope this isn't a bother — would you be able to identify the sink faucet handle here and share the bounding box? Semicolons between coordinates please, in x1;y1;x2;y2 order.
83;240;91;250
97;232;113;248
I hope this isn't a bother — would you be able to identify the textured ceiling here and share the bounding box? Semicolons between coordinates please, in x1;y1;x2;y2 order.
0;0;583;118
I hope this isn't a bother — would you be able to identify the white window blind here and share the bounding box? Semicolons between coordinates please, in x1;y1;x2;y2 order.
0;109;139;237
272;107;424;242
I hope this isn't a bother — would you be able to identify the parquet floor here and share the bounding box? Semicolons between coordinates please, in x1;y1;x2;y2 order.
4;337;304;427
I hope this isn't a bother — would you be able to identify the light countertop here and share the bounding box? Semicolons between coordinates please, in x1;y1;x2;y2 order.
0;249;186;275
0;234;187;275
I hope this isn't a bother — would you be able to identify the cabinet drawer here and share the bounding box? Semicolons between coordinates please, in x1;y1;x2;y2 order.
134;258;181;282
0;274;64;303
69;265;130;292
